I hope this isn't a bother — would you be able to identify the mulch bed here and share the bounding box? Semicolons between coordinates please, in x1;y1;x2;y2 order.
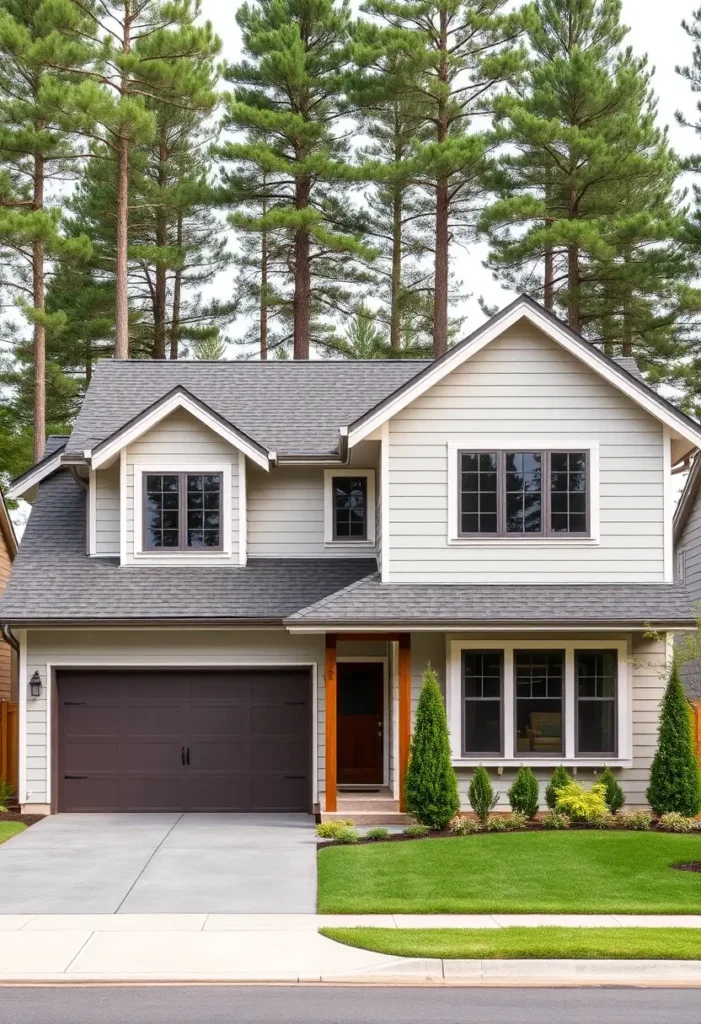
673;862;701;873
0;812;45;827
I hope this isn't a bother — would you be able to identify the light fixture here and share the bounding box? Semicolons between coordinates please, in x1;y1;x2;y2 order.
29;671;42;698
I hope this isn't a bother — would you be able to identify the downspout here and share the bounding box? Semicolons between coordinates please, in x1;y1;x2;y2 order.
0;624;19;653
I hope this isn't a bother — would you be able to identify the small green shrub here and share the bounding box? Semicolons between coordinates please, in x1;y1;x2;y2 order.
316;820;355;839
404;665;460;830
555;781;609;823
0;777;15;813
365;827;390;840
658;811;697;833
599;767;625;814
545;765;572;809
541;810;571;830
449;816;482;835
502;811;528;830
333;825;361;844
485;812;528;832
647;663;701;817
403;823;430;838
507;766;540;819
469;766;499;824
615;809;653;831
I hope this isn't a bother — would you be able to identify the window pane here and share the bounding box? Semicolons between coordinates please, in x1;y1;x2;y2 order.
549;452;588;534
460;452;498;534
463;651;502;753
505;453;542;533
186;473;221;550
333;477;367;540
576;651;617;754
515;650;563;755
144;474;180;549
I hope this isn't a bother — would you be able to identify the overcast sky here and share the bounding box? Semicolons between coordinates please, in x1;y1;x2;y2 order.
200;0;701;330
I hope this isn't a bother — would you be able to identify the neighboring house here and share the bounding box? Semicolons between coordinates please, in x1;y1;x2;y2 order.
0;490;18;702
673;459;701;700
1;296;699;817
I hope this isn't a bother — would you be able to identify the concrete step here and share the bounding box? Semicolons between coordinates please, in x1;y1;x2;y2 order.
336;798;400;812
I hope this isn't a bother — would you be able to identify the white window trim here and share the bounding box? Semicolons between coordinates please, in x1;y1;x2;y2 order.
323;468;376;547
132;459;234;563
446;439;600;546
446;638;631;768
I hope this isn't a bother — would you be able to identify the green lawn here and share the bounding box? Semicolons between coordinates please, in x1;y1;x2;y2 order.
0;822;25;846
320;926;701;960
317;832;701;914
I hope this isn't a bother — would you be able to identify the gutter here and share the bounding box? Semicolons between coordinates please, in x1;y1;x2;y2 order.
285;620;696;632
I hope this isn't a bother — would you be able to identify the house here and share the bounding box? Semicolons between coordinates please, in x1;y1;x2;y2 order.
1;295;698;818
0;490;18;702
673;458;701;700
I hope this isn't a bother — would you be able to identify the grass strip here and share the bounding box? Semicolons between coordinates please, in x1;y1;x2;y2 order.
320;926;701;960
0;822;25;846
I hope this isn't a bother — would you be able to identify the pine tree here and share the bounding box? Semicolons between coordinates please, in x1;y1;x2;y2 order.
404;664;459;829
647;662;701;817
0;0;93;459
220;0;374;359
357;0;532;356
481;0;692;373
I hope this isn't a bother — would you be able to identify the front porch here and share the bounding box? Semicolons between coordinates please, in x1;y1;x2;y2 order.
322;633;412;822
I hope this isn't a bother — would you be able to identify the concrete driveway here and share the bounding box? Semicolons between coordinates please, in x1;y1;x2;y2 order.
0;814;317;914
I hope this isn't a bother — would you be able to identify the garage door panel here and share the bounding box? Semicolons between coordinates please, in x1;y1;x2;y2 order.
58;669;311;812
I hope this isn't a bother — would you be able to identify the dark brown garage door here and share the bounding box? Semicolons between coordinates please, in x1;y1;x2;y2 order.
57;669;311;812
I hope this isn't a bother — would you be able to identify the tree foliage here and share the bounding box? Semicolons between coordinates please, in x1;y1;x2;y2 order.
404;663;460;829
647;662;701;818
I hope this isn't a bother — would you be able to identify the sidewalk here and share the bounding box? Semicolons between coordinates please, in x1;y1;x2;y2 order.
0;914;701;984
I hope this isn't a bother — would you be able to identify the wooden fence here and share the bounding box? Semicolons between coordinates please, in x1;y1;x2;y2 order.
0;701;18;797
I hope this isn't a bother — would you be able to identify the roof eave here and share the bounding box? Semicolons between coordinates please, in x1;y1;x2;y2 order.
285;618;695;632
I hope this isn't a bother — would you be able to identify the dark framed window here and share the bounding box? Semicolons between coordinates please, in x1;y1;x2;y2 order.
515;650;564;756
333;476;367;540
143;472;222;551
576;650;617;755
459;450;589;537
462;650;503;755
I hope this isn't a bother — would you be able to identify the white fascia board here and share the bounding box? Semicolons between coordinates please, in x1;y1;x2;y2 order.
8;451;64;500
89;392;270;471
346;302;701;450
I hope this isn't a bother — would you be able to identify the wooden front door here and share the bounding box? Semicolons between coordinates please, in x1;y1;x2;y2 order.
337;662;384;785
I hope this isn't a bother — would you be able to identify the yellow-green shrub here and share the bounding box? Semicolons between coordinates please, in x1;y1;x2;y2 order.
555;781;611;823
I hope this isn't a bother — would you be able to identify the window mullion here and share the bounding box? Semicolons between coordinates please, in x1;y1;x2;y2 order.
180;474;186;551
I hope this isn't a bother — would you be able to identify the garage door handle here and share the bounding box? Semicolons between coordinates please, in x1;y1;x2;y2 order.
64;702;87;706
284;775;306;780
181;746;185;766
284;701;305;706
64;775;87;780
186;746;190;765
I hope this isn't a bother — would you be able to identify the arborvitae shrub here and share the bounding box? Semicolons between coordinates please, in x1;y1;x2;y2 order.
507;765;540;818
545;765;572;809
404;664;460;830
469;765;499;824
599;766;625;814
647;663;701;817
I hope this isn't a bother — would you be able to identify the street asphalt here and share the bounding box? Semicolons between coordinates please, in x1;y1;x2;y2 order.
2;985;701;1023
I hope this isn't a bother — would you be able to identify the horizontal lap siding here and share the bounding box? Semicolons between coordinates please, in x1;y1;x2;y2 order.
125;409;239;564
23;629;325;807
0;534;12;700
95;464;119;555
677;484;701;601
388;324;665;583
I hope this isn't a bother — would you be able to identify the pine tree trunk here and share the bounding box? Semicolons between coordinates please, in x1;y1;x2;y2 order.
114;133;130;359
293;173;311;359
432;9;450;359
390;185;402;352
32;148;45;463
544;246;554;311
152;137;167;359
260;225;268;360
567;187;580;332
169;214;182;359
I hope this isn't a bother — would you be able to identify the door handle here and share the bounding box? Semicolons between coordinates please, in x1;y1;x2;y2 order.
181;746;185;766
64;775;87;780
186;746;190;765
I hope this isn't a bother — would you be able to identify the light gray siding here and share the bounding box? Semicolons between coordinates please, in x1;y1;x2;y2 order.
94;464;119;555
247;442;380;558
676;479;701;601
387;322;666;583
123;408;240;564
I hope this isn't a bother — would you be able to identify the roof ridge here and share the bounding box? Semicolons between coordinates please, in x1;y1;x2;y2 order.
288;569;379;620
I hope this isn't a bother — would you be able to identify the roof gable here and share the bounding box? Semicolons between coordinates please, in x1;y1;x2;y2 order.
347;297;701;455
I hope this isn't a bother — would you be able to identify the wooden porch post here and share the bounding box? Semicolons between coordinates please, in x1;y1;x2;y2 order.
398;633;411;812
325;633;337;812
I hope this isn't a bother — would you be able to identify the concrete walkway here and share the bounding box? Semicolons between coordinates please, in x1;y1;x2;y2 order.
0;814;317;914
0;914;700;983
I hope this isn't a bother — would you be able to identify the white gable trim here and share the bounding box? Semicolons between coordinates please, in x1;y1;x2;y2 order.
8;449;65;501
89;391;270;471
346;301;701;450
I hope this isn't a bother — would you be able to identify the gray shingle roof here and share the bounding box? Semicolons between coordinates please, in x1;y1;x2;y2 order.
286;573;695;627
0;472;376;624
65;359;431;458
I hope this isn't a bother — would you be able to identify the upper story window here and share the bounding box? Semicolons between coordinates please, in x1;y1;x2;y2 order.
144;473;222;551
324;469;376;546
459;450;589;537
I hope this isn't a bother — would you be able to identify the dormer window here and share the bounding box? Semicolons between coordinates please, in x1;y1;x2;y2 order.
144;473;222;551
324;469;376;546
